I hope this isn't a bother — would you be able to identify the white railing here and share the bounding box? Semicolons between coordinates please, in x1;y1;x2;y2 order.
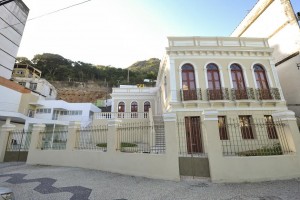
112;87;158;94
94;112;149;119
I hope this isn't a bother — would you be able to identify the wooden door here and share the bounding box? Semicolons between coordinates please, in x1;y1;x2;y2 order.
185;116;203;154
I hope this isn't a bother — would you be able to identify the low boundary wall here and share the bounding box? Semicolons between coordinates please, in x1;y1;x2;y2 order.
27;150;178;180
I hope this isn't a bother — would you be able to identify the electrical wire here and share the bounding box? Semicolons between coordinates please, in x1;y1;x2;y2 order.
0;0;92;30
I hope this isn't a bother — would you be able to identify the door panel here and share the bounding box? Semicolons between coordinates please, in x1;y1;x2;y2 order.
185;117;203;153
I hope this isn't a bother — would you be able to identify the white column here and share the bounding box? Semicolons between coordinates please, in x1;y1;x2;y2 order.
107;119;122;153
169;59;178;102
270;59;285;100
66;121;81;151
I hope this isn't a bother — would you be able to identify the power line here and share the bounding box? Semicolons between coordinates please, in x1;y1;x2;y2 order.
0;0;92;30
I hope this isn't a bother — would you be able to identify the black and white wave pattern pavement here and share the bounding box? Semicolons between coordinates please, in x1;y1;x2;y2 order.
0;173;92;200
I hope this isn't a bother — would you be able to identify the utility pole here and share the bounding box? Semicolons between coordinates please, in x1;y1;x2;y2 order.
0;0;14;6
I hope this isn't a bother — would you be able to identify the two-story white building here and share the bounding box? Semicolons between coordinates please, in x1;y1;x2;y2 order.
25;100;101;130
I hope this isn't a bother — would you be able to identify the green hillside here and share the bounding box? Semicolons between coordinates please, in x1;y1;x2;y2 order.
16;54;160;87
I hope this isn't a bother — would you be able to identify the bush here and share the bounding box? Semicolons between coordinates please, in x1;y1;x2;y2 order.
237;143;283;156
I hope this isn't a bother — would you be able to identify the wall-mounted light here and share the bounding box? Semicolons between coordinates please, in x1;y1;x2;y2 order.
297;63;300;70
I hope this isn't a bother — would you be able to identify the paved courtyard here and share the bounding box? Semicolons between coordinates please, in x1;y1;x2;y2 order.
0;162;300;200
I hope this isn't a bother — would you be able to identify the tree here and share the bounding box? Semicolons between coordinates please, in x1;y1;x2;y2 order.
32;53;72;80
16;57;33;65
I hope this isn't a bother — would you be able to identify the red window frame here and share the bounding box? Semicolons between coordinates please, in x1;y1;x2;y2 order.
264;115;278;139
144;101;150;112
254;64;271;99
231;64;247;99
239;116;254;139
207;63;222;100
181;64;197;100
218;116;228;140
118;102;125;112
131;101;138;118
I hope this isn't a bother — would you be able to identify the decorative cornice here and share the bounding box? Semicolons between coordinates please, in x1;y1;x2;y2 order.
167;49;272;58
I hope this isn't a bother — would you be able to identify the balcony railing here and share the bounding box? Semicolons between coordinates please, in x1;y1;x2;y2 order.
206;88;229;100
180;89;202;101
94;112;149;119
256;88;281;100
178;87;281;102
231;88;255;100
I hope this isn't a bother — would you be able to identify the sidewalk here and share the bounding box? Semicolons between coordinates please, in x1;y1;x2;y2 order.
0;162;299;200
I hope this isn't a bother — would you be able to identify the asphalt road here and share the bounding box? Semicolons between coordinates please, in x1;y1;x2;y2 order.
0;162;299;200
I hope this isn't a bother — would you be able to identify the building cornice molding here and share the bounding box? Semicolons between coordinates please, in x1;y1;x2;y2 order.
167;49;273;58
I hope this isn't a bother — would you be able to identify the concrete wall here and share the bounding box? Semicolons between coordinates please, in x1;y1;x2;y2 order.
202;110;300;183
26;119;180;181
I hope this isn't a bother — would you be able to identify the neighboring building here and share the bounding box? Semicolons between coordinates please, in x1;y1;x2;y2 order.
25;100;101;130
11;64;57;99
111;85;158;115
0;0;29;79
13;63;42;79
0;76;41;129
231;0;300;117
12;77;57;100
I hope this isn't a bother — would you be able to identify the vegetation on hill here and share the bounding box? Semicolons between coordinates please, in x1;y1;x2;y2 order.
16;54;160;87
128;58;160;81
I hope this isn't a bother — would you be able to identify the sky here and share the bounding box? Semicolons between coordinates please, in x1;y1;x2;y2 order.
18;0;300;68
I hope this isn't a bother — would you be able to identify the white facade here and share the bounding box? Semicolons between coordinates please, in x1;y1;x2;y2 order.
111;85;159;115
0;0;29;79
13;77;57;100
26;100;101;129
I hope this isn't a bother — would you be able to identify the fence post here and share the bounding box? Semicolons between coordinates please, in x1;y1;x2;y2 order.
107;119;121;153
148;107;155;147
29;124;46;151
202;110;223;182
273;110;300;152
163;112;180;180
67;121;81;151
163;112;179;155
0;123;16;162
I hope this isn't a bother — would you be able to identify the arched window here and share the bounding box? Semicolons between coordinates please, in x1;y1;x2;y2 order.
118;102;125;118
131;101;138;118
181;64;197;100
254;64;271;99
230;64;247;99
207;63;222;100
118;102;125;112
144;101;151;112
144;101;151;118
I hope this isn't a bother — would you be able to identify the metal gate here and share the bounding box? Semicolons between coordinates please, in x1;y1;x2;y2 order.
177;117;210;178
4;130;31;162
